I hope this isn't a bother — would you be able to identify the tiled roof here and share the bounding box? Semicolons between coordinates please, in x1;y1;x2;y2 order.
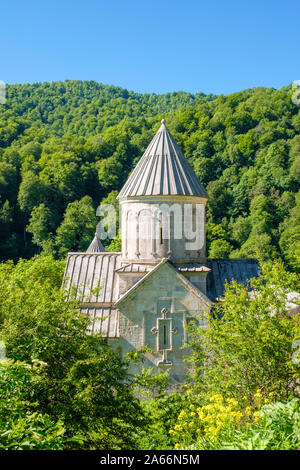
117;119;209;199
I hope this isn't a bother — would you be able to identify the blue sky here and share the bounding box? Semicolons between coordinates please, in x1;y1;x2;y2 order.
1;0;299;95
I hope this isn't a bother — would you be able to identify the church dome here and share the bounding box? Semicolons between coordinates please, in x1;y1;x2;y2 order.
117;119;209;199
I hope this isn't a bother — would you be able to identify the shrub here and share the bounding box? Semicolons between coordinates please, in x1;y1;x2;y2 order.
186;261;300;403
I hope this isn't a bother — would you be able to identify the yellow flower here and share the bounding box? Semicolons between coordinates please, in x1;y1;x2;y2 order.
174;424;182;431
205;404;214;411
216;404;227;413
226;398;239;407
209;394;223;403
189;404;195;410
202;416;211;423
234;411;243;422
174;443;180;450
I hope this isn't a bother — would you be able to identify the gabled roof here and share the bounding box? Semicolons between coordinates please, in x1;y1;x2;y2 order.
115;258;213;308
86;232;105;253
117;119;209;199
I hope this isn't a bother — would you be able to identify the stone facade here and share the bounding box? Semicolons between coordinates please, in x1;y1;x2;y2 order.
119;195;207;264
114;259;211;382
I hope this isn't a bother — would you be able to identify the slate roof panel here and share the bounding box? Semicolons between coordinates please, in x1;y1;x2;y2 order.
206;258;259;301
83;306;119;338
64;252;121;303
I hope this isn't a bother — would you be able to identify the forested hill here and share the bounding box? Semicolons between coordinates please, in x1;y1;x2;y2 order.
3;81;215;140
0;81;299;271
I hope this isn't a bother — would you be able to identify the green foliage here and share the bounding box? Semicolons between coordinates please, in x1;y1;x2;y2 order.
279;191;300;271
106;231;121;252
132;367;170;400
186;261;300;403
208;239;233;258
62;351;146;450
0;409;66;450
55;196;98;256
0;359;66;450
137;393;198;450
0;255;146;449
27;203;55;247
219;399;300;450
0;255;89;370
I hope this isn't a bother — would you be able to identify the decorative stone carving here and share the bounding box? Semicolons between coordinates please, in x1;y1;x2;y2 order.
150;307;178;366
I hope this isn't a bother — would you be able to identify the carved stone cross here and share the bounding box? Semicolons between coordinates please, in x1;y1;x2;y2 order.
151;307;178;366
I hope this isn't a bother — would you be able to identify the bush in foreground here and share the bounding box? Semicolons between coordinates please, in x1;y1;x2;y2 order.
0;255;146;449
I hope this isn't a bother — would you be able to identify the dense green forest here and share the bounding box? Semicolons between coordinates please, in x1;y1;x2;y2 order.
0;80;299;270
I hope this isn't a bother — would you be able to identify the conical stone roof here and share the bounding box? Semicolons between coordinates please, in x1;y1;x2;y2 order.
86;232;106;253
118;119;209;199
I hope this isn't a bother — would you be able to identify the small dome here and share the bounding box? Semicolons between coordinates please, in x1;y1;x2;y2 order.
86;232;106;253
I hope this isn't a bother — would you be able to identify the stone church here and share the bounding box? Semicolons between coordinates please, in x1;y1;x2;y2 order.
64;119;259;383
